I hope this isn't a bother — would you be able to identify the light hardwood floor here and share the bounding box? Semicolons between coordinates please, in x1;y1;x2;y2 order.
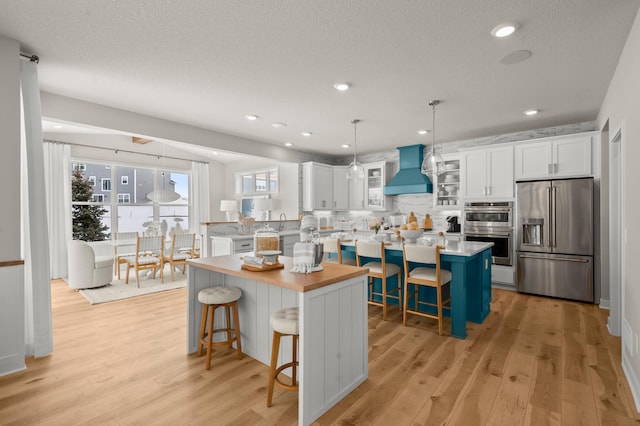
1;279;638;425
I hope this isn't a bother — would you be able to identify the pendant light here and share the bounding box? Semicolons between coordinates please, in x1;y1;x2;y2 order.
421;100;445;177
346;119;365;181
147;171;181;203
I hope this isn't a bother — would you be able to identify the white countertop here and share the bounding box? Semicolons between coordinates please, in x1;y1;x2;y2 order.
341;240;493;257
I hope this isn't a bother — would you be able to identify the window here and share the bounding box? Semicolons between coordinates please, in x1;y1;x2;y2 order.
236;167;279;195
71;162;191;241
73;163;86;171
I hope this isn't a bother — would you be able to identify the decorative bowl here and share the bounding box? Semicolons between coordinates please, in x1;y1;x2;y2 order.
444;163;457;171
445;184;457;192
399;229;424;243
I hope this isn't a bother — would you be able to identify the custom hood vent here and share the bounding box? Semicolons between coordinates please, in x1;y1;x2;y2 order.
383;144;433;195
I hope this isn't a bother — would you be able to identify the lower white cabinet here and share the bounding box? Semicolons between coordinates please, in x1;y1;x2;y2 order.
210;237;254;256
514;134;592;180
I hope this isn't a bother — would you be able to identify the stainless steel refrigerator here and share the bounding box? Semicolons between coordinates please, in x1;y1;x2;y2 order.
515;177;594;302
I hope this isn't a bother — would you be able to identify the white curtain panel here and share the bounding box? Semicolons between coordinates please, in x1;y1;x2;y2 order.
189;161;210;257
20;59;53;357
44;142;71;279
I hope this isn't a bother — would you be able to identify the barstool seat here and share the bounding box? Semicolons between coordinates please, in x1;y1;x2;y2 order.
267;307;299;407
198;286;243;370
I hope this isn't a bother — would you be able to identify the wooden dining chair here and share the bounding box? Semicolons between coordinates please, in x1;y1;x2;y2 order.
402;243;452;335
123;236;164;287
165;233;196;281
114;232;139;279
319;237;356;265
355;240;402;320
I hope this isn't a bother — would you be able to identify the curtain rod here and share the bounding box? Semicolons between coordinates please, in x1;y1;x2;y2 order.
44;139;209;165
19;53;39;63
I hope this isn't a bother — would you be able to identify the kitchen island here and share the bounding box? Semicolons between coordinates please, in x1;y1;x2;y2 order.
187;255;370;426
341;240;493;339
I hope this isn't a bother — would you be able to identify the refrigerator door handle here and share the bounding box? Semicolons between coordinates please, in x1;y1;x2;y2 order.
552;186;557;247
546;186;552;247
519;254;590;263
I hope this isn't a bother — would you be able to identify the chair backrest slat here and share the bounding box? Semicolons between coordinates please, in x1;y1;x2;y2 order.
403;244;438;264
171;233;195;256
137;236;164;256
356;240;383;258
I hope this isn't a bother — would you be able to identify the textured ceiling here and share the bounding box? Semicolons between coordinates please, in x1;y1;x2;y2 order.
1;0;638;157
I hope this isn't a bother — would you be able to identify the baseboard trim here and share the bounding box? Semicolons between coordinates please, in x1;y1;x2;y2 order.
622;351;640;414
599;298;610;310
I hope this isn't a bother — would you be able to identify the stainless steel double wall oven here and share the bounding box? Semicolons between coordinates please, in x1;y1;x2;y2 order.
463;202;513;266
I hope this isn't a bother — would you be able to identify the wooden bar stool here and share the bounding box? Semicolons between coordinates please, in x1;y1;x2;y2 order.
267;307;299;407
197;286;243;370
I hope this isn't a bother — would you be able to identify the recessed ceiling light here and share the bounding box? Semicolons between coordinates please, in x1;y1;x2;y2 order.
245;114;259;121
417;129;429;135
341;144;351;149
334;82;351;91
491;22;519;38
284;142;293;147
212;151;219;155
500;50;532;65
272;122;287;128
524;109;539;116
53;124;64;129
301;131;312;137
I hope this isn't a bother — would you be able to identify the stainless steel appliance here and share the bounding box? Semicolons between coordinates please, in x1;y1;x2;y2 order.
446;216;460;233
515;178;593;302
463;202;513;266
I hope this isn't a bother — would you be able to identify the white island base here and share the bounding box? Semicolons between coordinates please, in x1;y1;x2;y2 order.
187;255;369;425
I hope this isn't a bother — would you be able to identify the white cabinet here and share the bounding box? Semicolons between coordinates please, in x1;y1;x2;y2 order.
434;155;461;208
461;146;514;199
332;166;349;210
210;237;254;256
302;162;333;210
515;135;592;180
349;177;365;210
364;161;389;211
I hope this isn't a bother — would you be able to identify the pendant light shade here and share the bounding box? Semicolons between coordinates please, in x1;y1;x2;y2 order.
147;171;181;203
346;119;365;181
421;100;445;177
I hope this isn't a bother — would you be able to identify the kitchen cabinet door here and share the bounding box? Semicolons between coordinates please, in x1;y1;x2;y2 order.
364;162;389;210
332;166;349;210
514;134;592;180
349;176;365;210
434;155;461;208
461;149;486;198
553;136;591;178
302;162;333;210
461;146;513;199
486;146;514;198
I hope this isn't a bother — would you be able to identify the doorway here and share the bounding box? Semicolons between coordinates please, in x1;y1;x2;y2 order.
609;126;624;337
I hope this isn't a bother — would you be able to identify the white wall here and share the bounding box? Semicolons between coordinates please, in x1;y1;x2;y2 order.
597;7;640;409
221;159;299;222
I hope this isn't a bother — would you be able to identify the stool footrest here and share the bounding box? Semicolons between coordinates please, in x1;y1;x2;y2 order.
274;362;299;391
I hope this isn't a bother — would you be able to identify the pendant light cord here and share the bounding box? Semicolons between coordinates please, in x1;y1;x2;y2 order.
429;100;440;153
351;119;361;162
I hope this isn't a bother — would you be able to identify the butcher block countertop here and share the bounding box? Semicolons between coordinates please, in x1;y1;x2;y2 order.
188;254;369;293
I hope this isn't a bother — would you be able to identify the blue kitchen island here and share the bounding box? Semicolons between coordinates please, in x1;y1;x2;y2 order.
341;240;493;339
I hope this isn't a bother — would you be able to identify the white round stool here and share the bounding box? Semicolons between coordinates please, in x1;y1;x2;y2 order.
267;307;299;407
197;286;243;370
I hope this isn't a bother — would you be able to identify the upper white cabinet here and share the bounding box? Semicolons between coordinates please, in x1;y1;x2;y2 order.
332;166;349;210
364;161;389;211
514;134;592;180
302;162;333;210
349;173;365;210
434;154;461;208
461;146;514;199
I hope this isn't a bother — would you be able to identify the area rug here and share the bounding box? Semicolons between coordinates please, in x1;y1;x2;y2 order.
79;275;187;305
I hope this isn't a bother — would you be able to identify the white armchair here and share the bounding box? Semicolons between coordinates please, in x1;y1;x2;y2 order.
67;240;114;289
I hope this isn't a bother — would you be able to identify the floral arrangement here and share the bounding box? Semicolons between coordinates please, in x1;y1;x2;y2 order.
369;216;383;234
